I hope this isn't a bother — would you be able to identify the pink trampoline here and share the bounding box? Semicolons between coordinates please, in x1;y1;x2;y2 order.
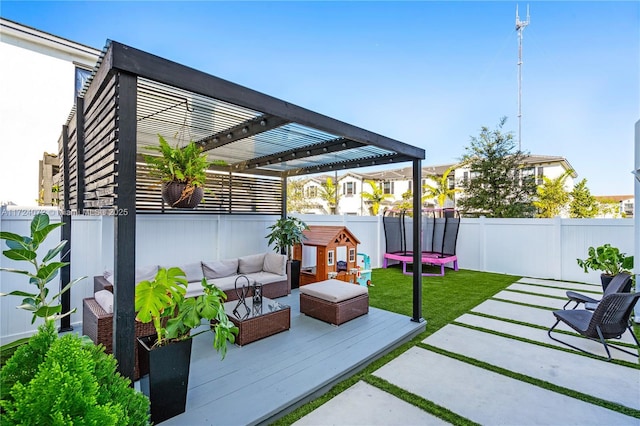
382;209;460;277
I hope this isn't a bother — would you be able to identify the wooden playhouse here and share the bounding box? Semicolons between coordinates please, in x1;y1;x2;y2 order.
293;226;361;286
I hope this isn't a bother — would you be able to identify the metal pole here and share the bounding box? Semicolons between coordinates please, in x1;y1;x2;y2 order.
516;5;530;152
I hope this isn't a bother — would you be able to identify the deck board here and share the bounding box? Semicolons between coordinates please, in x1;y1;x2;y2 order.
159;290;425;425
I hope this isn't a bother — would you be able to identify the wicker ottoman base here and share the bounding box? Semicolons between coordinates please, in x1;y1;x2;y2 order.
83;297;156;380
300;293;369;325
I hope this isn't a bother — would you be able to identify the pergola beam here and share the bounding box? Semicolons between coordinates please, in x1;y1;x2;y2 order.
231;137;360;172
285;153;417;177
196;114;290;152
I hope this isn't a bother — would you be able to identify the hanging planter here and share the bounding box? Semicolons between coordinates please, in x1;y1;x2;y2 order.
162;181;204;209
144;135;226;209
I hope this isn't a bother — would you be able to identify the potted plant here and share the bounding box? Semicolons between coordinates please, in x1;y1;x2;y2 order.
144;135;226;209
265;216;309;289
576;244;634;291
135;267;238;423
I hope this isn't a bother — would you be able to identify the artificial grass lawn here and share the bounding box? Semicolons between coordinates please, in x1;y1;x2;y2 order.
272;266;518;425
368;264;519;335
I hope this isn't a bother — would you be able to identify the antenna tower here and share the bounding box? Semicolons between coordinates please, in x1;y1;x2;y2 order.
516;4;530;151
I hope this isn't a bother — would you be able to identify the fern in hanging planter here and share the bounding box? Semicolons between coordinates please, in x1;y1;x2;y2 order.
144;135;226;208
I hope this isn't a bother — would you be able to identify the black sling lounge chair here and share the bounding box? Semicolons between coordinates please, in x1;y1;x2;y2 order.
563;272;632;310
548;292;640;361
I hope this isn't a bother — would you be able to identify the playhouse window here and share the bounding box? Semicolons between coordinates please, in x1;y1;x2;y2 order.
349;248;355;262
327;250;334;266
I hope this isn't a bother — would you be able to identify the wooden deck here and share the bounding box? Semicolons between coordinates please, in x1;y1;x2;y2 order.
159;289;425;425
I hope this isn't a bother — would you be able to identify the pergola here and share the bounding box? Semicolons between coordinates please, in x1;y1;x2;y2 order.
58;40;426;379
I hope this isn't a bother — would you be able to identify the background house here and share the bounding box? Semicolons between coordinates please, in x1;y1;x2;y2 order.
293;155;578;216
594;195;635;218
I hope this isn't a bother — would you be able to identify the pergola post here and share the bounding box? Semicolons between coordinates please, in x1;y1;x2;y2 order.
411;159;424;323
113;71;138;381
59;124;72;332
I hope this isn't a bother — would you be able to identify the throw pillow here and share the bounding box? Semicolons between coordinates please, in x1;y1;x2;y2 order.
263;252;286;276
175;262;205;283
135;265;159;283
238;253;266;274
94;290;114;314
202;259;239;279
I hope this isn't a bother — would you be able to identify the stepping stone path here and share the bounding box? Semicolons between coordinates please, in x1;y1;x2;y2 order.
296;277;640;425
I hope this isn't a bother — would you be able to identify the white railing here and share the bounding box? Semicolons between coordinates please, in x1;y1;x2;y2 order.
0;210;634;343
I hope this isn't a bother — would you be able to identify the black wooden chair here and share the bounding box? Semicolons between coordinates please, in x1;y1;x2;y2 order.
548;292;640;361
563;272;632;310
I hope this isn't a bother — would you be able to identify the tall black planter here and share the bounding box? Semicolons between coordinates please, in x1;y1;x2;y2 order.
138;335;193;424
288;259;301;289
600;274;614;292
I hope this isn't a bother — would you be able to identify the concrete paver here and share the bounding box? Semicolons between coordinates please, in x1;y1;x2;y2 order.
374;347;638;426
424;324;640;409
493;290;566;309
293;381;450;426
456;313;638;361
518;277;600;292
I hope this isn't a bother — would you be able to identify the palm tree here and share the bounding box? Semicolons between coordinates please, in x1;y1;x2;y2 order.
361;179;393;215
422;166;460;208
533;169;573;218
318;177;340;214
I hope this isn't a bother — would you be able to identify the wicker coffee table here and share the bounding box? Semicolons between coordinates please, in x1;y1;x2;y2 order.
224;297;290;346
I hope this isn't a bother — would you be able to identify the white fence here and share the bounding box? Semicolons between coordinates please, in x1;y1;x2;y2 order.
0;210;634;343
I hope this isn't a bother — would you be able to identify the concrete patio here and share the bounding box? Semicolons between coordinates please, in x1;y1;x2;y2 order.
295;277;640;425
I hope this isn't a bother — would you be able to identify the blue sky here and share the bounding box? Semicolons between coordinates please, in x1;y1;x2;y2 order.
2;1;638;196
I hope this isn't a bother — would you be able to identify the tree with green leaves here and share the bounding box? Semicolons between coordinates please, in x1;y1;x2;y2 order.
286;178;313;213
318;176;340;214
569;178;599;218
422;165;461;208
361;179;393;215
458;117;536;218
395;190;414;217
0;213;85;324
533;170;573;218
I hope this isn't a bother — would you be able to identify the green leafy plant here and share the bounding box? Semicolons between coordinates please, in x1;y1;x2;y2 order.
0;322;149;425
265;216;309;260
0;213;85;324
144;134;227;205
576;244;634;276
134;267;238;358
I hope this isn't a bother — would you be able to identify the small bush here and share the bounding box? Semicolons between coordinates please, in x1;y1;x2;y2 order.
0;322;149;425
0;321;58;402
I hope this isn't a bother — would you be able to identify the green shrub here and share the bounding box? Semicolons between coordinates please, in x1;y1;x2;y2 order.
0;323;149;425
0;321;57;401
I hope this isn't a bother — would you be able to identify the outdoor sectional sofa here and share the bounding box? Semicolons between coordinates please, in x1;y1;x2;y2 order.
83;252;289;378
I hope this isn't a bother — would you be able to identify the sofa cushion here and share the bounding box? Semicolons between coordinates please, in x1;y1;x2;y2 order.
185;280;206;299
207;275;254;293
177;262;205;283
94;289;114;314
202;258;239;279
238;253;266;274
103;265;159;285
299;279;368;303
263;252;286;276
245;271;286;285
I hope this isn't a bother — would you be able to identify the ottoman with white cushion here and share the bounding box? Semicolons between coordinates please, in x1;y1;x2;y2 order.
299;279;369;325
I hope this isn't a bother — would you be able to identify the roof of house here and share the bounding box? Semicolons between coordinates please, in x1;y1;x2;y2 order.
300;226;360;247
594;195;634;202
